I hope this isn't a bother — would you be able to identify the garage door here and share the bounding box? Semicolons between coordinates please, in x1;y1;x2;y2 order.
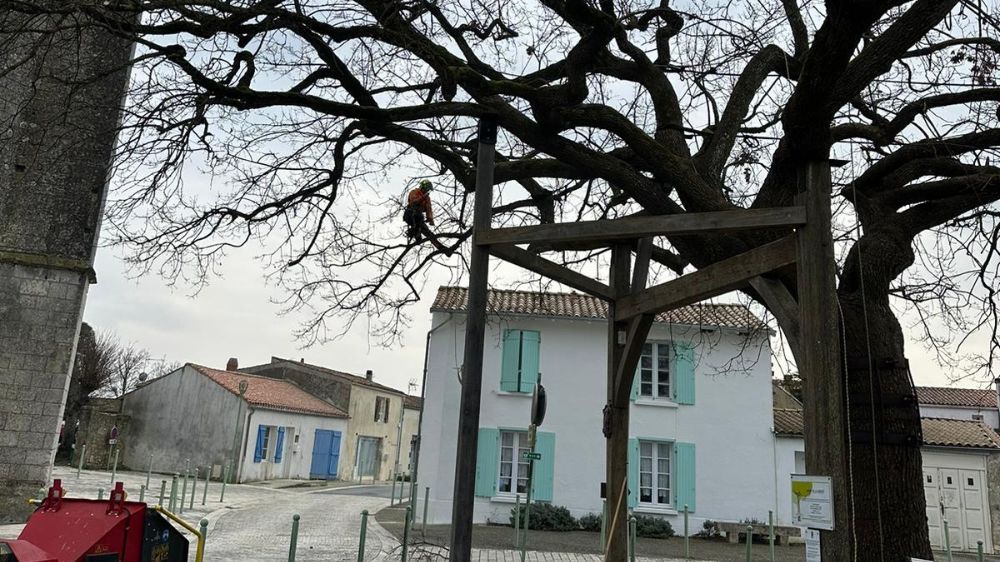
924;467;990;552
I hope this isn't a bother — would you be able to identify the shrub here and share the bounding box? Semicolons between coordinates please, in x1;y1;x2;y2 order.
633;514;674;539
394;473;411;482
694;520;721;539
578;513;602;532
510;503;578;532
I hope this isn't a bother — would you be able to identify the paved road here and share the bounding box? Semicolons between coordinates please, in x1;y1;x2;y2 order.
323;484;395;498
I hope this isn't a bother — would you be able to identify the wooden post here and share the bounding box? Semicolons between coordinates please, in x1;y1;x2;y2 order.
605;244;631;562
448;117;497;562
796;160;850;560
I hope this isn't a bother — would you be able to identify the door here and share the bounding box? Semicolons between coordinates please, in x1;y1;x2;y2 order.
939;469;965;550
310;430;341;480
924;469;944;549
355;437;381;480
960;470;988;549
924;466;991;552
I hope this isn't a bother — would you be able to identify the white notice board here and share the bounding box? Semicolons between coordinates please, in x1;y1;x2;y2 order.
791;474;834;530
804;529;821;562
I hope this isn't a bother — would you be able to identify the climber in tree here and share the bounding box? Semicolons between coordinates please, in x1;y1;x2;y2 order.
403;179;435;242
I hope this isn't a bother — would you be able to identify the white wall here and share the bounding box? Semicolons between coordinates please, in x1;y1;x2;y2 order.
920;405;1000;430
772;436;806;525
417;312;774;533
238;409;348;482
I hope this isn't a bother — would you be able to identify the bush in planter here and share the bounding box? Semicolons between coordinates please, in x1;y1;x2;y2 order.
633;514;674;539
694;520;721;539
578;513;602;532
510;503;578;532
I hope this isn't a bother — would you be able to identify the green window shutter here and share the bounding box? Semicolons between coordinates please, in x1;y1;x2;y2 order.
519;331;541;393
674;442;696;512
627;438;639;509
500;330;522;392
475;428;499;497
673;343;696;405
531;431;556;502
630;364;639;401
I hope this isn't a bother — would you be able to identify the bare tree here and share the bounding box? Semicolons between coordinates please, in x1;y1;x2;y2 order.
105;340;151;397
63;323;115;428
3;0;1000;557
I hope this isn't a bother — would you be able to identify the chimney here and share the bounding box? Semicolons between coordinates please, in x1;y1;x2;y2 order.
226;357;239;371
993;377;1000;428
783;374;793;384
300;358;305;363
366;369;374;381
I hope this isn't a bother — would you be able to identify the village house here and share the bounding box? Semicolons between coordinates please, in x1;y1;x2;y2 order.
119;363;349;482
243;357;415;481
417;286;775;531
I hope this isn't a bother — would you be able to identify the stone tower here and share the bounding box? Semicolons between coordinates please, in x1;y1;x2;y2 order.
0;8;132;520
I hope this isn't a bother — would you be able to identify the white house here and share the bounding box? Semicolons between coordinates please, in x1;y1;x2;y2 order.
122;364;350;482
774;406;1000;553
417;286;775;531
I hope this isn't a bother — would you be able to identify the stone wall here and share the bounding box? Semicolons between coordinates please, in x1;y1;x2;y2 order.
0;8;132;521
73;398;125;471
987;453;1000;553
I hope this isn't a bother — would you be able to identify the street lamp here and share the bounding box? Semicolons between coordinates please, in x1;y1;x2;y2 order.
230;380;249;483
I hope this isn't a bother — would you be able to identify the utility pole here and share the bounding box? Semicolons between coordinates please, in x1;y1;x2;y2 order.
449;117;497;562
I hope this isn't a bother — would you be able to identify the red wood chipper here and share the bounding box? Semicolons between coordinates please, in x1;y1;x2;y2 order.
1;480;197;562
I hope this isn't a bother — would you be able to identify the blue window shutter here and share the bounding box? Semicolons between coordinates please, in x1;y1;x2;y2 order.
674;442;696;511
274;427;285;463
532;431;555;502
254;426;266;463
673;343;696;405
500;330;522;392
519;331;541;393
475;428;499;497
627;438;639;509
630;364;639;401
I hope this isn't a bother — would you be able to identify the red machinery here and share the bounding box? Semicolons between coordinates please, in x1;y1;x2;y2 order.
1;480;188;562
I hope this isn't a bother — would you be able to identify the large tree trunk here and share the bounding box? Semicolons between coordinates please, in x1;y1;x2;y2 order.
837;226;933;561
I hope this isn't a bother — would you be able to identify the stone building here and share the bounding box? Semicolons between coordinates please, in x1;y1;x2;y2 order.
0;10;132;520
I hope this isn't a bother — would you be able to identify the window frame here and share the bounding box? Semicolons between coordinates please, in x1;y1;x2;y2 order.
639;342;672;400
261;426;273;461
496;429;531;496
637;439;672;508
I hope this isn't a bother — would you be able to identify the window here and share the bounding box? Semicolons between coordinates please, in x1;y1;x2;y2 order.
374;397;390;423
639;343;671;399
639;440;672;506
261;426;273;460
973;414;984;421
500;330;541;393
497;430;530;495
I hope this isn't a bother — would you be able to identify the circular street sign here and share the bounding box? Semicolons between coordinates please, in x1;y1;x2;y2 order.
531;382;547;427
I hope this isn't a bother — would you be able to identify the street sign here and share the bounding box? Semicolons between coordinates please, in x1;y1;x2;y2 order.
531;380;547;427
521;451;542;461
791;474;834;530
109;425;118;445
804;529;821;562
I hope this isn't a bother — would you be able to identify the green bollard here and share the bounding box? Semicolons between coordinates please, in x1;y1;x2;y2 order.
220;464;229;502
514;494;521;547
190;469;197;510
768;510;775;562
199;519;209;561
684;504;690;559
357;510;369;562
77;444;87;478
944;520;953;562
745;525;753;562
977;540;985;562
109;448;119;486
391;473;397;506
158;480;167;506
628;515;637;562
97;488;104;501
600;499;607;554
169;474;179;512
146;453;153;491
402;506;412;562
422;487;430;536
180;462;190;514
139;484;146;503
35;487;45;502
288;514;300;562
202;466;209;506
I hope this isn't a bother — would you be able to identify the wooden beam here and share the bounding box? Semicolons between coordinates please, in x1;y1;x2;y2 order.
748;275;802;365
489;244;614;301
613;314;654;404
477;207;806;247
631;238;653;291
605;245;632;562
614;236;798;321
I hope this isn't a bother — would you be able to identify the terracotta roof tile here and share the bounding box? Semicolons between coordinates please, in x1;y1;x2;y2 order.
773;408;1000;449
259;357;407;396
916;386;997;408
431;286;764;330
404;395;423;410
190;364;348;418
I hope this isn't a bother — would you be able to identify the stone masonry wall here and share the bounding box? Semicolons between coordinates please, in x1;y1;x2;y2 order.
0;7;132;521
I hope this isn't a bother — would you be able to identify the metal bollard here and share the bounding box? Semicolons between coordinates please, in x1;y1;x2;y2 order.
139;484;146;503
202;466;209;505
684;505;690;559
288;514;300;562
35;487;45;502
402;506;412;562
391;473;397;506
78;444;87;478
600;499;607;554
169;474;179;512
768;510;775;562
628;515;637;562
109;448;119;486
944;520;953;562
745;525;753;562
97;488;104;501
198;519;209;561
158;480;167;506
358;510;369;562
422;487;430;535
977;540;985;562
189;467;197;510
514;494;521;546
146;453;153;491
180;462;190;514
220;464;229;502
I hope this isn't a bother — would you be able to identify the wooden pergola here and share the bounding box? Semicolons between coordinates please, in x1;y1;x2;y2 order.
448;118;849;562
